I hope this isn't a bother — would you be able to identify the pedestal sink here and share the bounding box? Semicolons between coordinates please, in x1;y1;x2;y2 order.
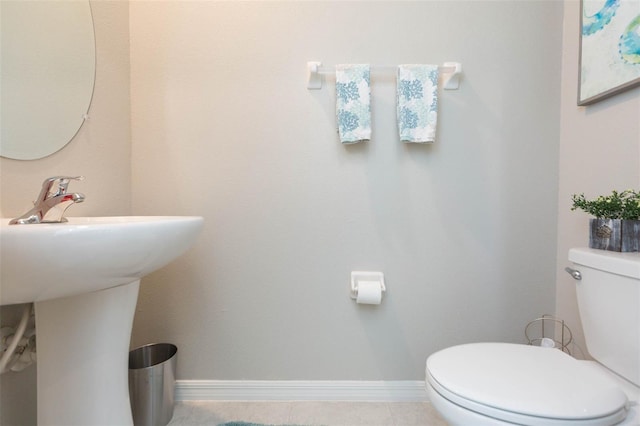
0;216;203;425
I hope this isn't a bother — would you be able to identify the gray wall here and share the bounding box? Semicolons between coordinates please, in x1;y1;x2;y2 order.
129;1;563;380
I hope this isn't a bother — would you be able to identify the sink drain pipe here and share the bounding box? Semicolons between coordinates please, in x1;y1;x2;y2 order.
0;303;34;374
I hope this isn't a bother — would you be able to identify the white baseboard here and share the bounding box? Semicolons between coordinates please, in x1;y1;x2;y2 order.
175;380;428;402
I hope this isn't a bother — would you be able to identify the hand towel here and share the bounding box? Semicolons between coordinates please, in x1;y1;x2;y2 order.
336;64;371;144
397;64;439;143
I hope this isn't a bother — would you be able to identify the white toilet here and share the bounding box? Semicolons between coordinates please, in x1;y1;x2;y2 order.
426;247;640;425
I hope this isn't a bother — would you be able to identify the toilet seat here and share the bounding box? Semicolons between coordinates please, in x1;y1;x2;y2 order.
426;343;628;426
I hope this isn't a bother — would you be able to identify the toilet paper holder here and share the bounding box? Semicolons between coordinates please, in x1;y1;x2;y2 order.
350;271;386;300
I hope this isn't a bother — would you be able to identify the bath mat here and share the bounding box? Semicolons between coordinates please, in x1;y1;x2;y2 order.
218;423;269;426
218;422;307;426
218;423;273;426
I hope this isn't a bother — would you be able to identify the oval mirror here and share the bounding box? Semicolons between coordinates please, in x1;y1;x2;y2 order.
1;1;96;160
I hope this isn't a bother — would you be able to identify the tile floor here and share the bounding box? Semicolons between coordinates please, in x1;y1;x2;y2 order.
168;401;448;426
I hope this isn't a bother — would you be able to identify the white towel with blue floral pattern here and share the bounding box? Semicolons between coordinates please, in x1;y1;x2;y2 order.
397;64;439;143
335;64;371;144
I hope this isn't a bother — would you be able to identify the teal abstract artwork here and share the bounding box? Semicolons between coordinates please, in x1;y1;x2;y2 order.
579;0;640;104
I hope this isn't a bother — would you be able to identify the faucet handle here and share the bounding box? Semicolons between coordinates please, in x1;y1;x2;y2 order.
42;176;84;196
43;175;84;185
35;176;84;204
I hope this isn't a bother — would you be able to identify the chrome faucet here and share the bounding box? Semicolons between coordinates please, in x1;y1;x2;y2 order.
9;176;85;225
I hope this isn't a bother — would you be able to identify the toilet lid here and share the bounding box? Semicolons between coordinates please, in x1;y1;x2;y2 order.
427;343;628;425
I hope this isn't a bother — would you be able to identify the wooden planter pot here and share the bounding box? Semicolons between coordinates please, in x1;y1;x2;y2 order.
589;219;640;252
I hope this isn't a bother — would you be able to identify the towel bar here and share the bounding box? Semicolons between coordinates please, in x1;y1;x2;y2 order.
307;61;462;90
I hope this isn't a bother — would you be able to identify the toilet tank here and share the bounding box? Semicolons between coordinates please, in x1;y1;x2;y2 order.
569;248;640;386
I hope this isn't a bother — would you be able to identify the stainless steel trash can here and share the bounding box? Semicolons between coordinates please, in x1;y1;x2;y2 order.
128;343;177;426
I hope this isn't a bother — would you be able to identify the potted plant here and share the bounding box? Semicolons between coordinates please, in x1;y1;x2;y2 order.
571;189;640;252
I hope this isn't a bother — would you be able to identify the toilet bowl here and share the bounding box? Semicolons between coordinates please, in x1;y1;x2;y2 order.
426;343;634;425
425;248;640;426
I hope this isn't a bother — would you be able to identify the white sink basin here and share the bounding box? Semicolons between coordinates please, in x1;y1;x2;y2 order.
0;216;203;305
0;215;203;425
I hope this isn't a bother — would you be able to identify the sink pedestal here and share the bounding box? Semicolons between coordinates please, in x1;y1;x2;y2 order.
35;280;140;425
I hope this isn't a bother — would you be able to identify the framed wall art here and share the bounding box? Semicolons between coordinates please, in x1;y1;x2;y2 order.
578;0;640;105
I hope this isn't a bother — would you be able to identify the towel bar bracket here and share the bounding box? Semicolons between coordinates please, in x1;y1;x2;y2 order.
442;62;462;90
307;61;322;90
306;61;462;90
